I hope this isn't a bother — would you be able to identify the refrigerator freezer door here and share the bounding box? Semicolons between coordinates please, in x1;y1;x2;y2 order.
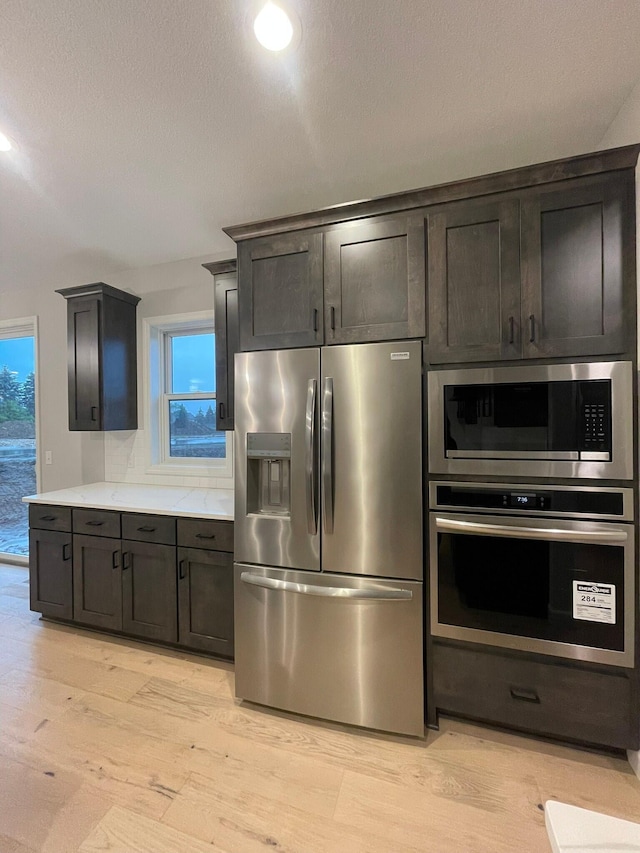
234;563;424;736
235;348;321;571
321;340;423;579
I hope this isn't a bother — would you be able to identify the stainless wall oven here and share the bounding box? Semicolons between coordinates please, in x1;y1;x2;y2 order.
428;361;633;480
430;482;635;667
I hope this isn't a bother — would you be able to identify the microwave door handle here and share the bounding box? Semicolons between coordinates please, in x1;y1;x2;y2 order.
435;517;628;543
322;377;334;534
305;378;318;535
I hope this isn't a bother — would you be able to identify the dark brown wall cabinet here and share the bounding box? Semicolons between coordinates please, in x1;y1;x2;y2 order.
237;215;425;351
428;199;520;363
520;175;628;358
238;232;324;351
56;283;141;430
324;215;425;345
428;173;631;363
203;260;239;430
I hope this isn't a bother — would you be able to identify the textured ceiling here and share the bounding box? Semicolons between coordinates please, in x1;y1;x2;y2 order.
2;0;640;291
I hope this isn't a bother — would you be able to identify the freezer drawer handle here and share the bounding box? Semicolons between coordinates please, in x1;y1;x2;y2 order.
322;377;334;534
435;517;628;543
306;378;318;535
240;572;412;600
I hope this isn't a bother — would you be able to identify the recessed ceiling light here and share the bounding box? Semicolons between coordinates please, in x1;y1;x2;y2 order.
254;1;294;52
0;132;12;152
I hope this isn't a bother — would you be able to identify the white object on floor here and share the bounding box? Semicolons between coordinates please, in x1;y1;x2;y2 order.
628;749;640;780
545;800;640;853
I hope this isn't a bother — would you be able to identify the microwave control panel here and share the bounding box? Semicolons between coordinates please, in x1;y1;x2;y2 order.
580;380;611;451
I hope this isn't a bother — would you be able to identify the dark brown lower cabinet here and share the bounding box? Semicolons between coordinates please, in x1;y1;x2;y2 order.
432;642;636;750
29;529;73;620
122;540;177;643
177;546;234;658
30;506;234;661
73;533;123;631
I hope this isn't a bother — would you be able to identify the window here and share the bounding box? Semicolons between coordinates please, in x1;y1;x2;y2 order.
145;313;232;478
0;317;38;558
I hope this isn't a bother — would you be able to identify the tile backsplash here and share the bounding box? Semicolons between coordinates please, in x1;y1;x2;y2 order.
104;430;234;489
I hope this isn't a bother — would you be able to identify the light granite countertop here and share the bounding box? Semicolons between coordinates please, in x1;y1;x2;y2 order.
23;481;234;521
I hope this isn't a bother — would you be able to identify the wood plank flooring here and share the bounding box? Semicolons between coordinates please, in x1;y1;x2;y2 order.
1;562;639;852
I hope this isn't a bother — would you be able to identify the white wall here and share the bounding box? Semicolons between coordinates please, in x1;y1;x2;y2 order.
0;250;233;494
0;283;105;492
103;254;234;490
598;78;640;363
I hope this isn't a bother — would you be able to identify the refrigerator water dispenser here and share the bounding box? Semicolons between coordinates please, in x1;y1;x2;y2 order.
246;433;291;516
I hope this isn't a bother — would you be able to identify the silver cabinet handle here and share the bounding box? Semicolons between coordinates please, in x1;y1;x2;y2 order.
435;516;628;543
240;572;412;600
322;377;334;534
305;378;318;535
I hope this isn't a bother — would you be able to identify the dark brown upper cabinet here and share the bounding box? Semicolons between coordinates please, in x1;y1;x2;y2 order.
56;283;140;430
521;174;629;359
203;260;239;430
237;232;324;351
428;199;521;363
324;215;426;344
428;172;632;364
225;146;638;361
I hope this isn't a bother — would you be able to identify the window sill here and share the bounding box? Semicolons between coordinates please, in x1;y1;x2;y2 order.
145;462;233;480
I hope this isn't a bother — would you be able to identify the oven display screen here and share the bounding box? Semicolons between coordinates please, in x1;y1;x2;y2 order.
509;492;537;508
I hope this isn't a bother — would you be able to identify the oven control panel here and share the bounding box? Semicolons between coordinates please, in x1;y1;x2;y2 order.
431;482;631;520
507;492;548;510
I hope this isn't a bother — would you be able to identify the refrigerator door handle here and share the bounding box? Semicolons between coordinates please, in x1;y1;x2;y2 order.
240;572;412;600
305;378;318;535
322;376;334;534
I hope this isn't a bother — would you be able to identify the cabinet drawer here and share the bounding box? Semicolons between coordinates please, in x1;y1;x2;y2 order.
177;518;233;552
121;513;176;545
72;508;121;539
29;504;71;532
432;643;636;749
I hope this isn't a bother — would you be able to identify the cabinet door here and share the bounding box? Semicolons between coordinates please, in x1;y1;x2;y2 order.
72;534;122;630
121;540;177;643
238;232;324;350
521;174;630;358
214;274;239;430
67;297;102;430
324;215;425;344
29;529;73;619
428;199;521;363
177;547;234;657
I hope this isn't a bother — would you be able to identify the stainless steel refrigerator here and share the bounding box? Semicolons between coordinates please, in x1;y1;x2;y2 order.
234;340;424;736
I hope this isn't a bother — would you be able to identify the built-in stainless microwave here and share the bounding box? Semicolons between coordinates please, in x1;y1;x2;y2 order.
427;361;633;480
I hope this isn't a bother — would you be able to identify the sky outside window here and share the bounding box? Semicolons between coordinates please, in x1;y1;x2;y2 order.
170;334;215;393
0;338;34;380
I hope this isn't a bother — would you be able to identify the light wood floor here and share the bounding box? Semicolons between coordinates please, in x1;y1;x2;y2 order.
1;563;639;852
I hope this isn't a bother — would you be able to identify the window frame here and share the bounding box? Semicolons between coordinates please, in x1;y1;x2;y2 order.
143;312;233;479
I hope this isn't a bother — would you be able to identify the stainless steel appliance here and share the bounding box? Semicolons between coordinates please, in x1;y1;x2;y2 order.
428;361;633;480
430;481;635;667
234;341;424;737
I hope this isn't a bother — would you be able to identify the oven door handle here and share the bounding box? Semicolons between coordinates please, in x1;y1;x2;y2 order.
435;517;628;543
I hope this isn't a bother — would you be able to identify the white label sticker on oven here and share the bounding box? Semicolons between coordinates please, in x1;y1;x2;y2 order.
390;352;410;360
572;582;616;624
